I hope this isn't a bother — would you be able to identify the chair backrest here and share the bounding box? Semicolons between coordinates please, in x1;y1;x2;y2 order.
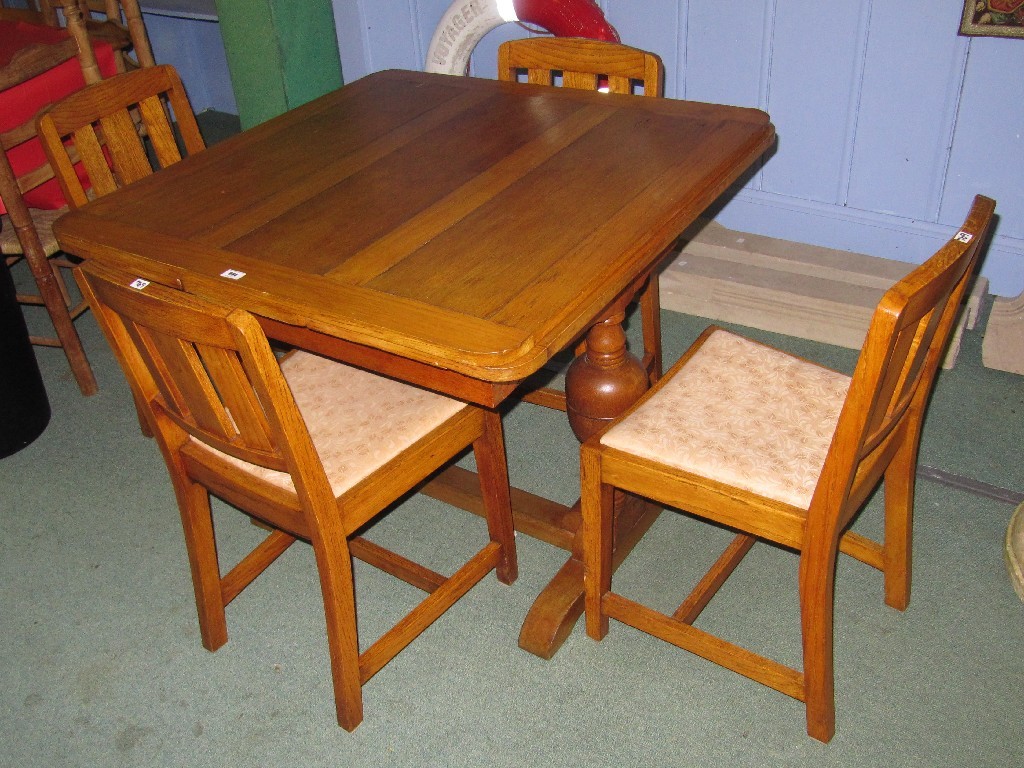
497;36;664;97
36;63;205;208
76;261;330;499
810;195;995;535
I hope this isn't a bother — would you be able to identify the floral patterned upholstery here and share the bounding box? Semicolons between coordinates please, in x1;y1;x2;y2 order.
601;329;851;509
207;351;466;496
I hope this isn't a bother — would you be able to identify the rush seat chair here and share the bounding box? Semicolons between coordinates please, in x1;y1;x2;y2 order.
0;20;104;394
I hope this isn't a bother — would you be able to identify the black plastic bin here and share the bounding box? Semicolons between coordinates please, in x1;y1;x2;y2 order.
0;257;50;458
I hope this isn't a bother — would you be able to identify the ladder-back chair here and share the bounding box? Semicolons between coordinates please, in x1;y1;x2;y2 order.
581;196;995;742
0;15;104;394
42;1;155;71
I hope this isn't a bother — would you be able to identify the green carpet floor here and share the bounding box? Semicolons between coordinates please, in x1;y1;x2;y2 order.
2;278;1021;766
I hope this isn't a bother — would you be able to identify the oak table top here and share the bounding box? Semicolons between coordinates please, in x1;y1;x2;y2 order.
55;68;774;404
55;68;775;659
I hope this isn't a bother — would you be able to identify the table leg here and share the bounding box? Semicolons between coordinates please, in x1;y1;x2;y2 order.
517;309;661;659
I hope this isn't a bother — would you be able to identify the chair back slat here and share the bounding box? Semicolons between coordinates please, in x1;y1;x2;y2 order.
100;104;150;177
140;331;239;441
71;122;117;197
604;74;633;94
811;195;995;532
498;37;664;98
561;70;598;90
197;343;277;453
136;92;183;168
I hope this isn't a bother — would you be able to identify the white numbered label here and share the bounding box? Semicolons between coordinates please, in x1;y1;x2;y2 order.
129;278;150;290
220;269;246;280
953;231;973;243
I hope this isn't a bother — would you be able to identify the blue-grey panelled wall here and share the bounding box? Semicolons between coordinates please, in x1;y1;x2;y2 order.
144;1;1024;296
331;0;1024;297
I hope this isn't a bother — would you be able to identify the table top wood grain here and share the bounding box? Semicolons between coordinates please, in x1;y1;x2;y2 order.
55;69;774;395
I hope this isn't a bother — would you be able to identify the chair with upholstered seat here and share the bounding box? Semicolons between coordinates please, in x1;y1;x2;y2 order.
580;196;995;742
75;259;518;730
496;36;666;410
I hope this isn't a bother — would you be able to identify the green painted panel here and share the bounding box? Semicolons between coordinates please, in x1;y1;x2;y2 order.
215;0;343;129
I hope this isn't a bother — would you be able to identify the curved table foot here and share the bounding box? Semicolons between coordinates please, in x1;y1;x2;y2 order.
518;493;661;658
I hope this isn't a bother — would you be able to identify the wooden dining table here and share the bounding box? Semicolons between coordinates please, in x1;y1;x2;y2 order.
54;68;775;659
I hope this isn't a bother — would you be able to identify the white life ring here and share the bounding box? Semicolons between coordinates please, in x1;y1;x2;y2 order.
425;0;619;76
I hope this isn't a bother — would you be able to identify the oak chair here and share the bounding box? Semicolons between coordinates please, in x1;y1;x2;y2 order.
0;17;103;394
580;196;995;742
496;36;666;410
37;64;204;208
76;260;518;730
37;63;204;426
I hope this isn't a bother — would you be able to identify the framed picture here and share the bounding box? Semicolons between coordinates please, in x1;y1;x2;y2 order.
960;1;1024;37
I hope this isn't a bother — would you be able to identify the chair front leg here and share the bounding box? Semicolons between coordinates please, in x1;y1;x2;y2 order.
173;477;228;651
311;533;364;731
798;539;839;743
581;443;613;640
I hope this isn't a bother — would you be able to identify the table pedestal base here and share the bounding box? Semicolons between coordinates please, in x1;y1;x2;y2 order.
517;494;660;658
425;305;659;659
421;468;660;659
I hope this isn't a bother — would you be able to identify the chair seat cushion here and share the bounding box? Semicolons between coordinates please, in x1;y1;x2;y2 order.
601;329;851;509
212;351;467;497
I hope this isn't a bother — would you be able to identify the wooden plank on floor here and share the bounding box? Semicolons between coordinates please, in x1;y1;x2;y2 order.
660;221;988;369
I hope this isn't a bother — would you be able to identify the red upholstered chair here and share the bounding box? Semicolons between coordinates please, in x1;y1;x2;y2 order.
0;14;113;394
